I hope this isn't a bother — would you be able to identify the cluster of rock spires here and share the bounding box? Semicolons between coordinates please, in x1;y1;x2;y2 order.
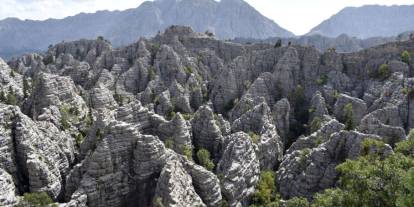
0;25;413;206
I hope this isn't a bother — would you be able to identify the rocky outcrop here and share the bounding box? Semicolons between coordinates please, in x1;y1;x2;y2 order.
278;131;391;199
217;132;260;207
154;160;206;207
0;169;18;206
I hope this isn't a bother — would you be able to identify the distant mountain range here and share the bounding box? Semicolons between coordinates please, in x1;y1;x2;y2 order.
233;31;414;53
308;5;414;38
0;0;293;59
1;1;414;59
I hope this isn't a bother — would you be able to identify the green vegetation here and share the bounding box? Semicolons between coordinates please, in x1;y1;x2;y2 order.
6;86;17;105
148;67;157;81
370;63;391;80
166;111;176;120
60;108;71;130
402;87;414;99
184;66;193;75
249;132;260;144
183;145;193;160
23;77;30;98
310;117;322;133
285;197;309;207
360;138;387;156
196;148;215;171
181;113;193;121
343;103;355;130
398;168;414;207
153;197;165;207
0;89;5;102
274;39;282;48
113;92;124;106
401;50;412;65
250;171;279;206
316;75;328;86
311;137;414;207
20;192;55;207
10;70;15;78
395;129;414;156
164;138;174;149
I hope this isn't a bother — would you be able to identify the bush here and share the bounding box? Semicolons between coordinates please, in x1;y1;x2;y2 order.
343;103;355;130
285;197;309;207
310;117;322;133
23;77;30;98
59;105;71;130
21;192;54;207
251;171;278;205
312;188;350;207
6;86;17;105
395;129;414;156
316;75;328;86
371;63;390;80
397;168;414;207
183;145;193;160
360;138;387;156
196;148;215;171
248;132;260;144
401;50;411;65
164;138;174;149
184;66;193;75
274;39;282;48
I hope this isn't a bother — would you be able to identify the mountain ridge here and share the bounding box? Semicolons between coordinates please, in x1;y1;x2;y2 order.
0;0;293;59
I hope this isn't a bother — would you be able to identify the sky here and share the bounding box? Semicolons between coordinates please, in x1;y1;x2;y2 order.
1;0;413;35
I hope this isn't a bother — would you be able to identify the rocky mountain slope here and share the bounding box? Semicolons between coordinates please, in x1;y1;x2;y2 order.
308;5;414;39
0;26;414;206
0;0;293;60
233;32;414;53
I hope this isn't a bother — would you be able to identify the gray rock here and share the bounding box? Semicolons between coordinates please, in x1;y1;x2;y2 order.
217;132;260;207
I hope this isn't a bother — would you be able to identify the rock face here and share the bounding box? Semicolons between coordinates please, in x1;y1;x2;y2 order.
217;132;260;207
155;160;206;207
1;26;414;207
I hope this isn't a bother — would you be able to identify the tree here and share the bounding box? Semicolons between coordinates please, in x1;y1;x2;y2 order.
251;171;279;206
343;103;355;130
196;148;215;171
23;77;30;98
6;86;17;105
401;50;411;65
183;145;193;160
285;197;309;207
20;192;55;207
274;39;282;48
378;63;390;80
397;168;414;207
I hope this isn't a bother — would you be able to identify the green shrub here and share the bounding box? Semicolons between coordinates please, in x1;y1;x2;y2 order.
285;197;309;207
181;113;193;121
196;148;215;171
113;92;124;106
401;50;412;65
23;77;30;98
248;132;260;144
166;111;176;120
148;67;157;81
343;103;355;130
251;171;278;205
21;192;54;207
397;168;414;207
6;88;17;105
59;105;70;130
360;138;387;156
316;75;328;86
184;66;193;75
310;117;322;133
0;89;5;102
312;188;350;207
371;63;391;80
153;197;165;207
164;138;174;149
183;145;193;160
396;129;414;156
